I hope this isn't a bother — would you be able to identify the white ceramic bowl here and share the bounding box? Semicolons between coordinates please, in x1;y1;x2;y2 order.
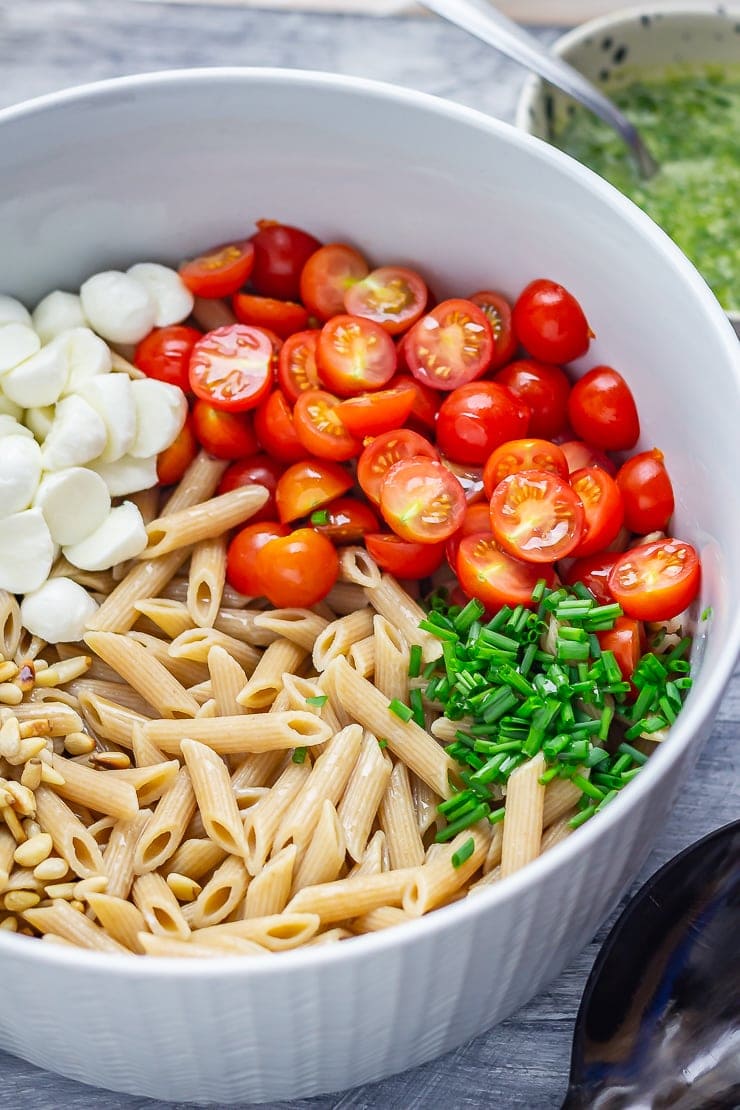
0;69;739;1105
515;2;740;334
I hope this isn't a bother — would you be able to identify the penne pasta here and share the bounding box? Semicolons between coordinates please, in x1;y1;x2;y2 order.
143;711;332;756
214;609;278;647
134;767;196;875
194;913;320;952
242;760;311;875
108;760;180;808
181;739;248;859
168;627;260;676
543;773;586;828
243;844;296;919
312;609;375;672
133;598;194;639
291;800;346;894
351;830;388;877
132;872;191;941
230;751;286;802
23;899;129;955
187;536;227;628
0;591;22;660
351;905;411;934
379;761;426;869
403;827;489;916
34;788;105;880
346;634;375;678
144;485;268;559
252;609;329;652
84;632;199;720
372;615;410;704
236;638;308;710
131;725;167;769
187;855;249;928
86;891;148;954
48;754;139;821
79;693;147;750
103;809;152;900
207;645;248;718
365;573;441;663
337;732;392;862
338;546;381;588
500;753;546;879
324;582;370;616
162;837;227;883
286;870;416;925
540;815;574;853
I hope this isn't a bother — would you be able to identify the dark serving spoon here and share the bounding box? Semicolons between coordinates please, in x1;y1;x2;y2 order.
562;820;740;1109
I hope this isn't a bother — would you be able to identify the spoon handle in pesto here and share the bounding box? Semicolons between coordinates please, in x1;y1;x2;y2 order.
419;0;659;179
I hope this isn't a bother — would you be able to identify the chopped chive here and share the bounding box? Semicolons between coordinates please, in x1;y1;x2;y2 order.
305;694;328;707
408;644;423;678
451;837;476;868
377;738;388;750
531;579;547;602
586;746;609;768
409;687;425;728
292;747;307;764
571;773;605;801
569;804;598;829
701;606;713;621
454;598;485;632
487;807;506;824
309;509;330;524
617;742;648;765
434;802;490;842
388;699;413;723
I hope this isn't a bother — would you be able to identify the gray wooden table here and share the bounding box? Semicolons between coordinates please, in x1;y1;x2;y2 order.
0;2;737;1107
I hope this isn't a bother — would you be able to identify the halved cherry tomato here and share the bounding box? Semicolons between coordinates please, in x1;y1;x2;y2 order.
436;381;530;465
232;293;309;339
317;315;397;397
311;497;380;544
293;390;360;462
275;459;354;523
365;533;446;579
226;521;290;597
468;290;517;369
335;385;415;437
134;325;202;391
560;440;617;476
405;299;494;391
489;469;585;563
495;358;571;440
157;415;198;486
344;266;427;335
253;390;306;464
457;533;556;609
563;551;620;604
616;449;675;535
446;501;492;568
192;400;259;460
300;243;370;321
277;330;321;403
512;279;591;364
569;466;624;558
250;220;322;301
568;366;640;452
483;438;569;498
217;453;283;523
357;429;439;506
255;528;339;608
607;538;701;621
179;240;255;299
597;617;645;681
440;458;485;504
388;373;440;430
380;457;466;544
189;325;274;412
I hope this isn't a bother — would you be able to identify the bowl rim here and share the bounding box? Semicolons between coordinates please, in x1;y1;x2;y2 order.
0;65;738;977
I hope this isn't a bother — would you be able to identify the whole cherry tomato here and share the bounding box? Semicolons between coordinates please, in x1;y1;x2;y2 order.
317;315;397;397
567;366;640;452
379;457;466;544
135;325;202;391
405;299;494;391
250;220;322;301
157;415;198;486
226;521;290;597
311;497;380;544
512;279;591;364
255;528;339;607
468;290;518;369
436;381;530;465
293;390;361;462
489;469;585;563
300;243;369;320
365;533;447;578
482;438;569;498
232;293;309;339
253;390;306;464
189;325;274;412
457;533;555;609
616;448;675;535
357;428;439;506
569;466;624;558
495;358;571;440
192;400;259;460
179;240;255;298
275;459;354;523
608;538;701;621
344;267;428;335
560;439;617;476
217;453;283;523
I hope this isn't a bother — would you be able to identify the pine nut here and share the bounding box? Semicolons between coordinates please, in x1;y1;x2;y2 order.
4;890;40;912
20;761;42;791
33;857;69;882
6;782;35;817
89;751;131;770
39;763;65;786
14;833;53;869
22;819;42;838
64;733;96;757
0;662;18;683
1;806;26;842
0;683;23;706
166;873;202;902
19;720;51;739
44;882;76;900
0;915;17;931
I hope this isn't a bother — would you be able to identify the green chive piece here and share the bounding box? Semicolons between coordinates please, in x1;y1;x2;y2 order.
408;644;423;678
451;837;475;868
292;747;307;764
388;699;413;723
377;738;388;750
409;687;425;728
434;802;490;842
309;509;330;525
305;694;328;707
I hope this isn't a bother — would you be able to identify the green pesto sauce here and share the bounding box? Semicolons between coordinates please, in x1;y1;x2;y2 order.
555;67;740;313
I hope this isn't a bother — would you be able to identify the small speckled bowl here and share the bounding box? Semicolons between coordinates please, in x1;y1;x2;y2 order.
516;3;740;335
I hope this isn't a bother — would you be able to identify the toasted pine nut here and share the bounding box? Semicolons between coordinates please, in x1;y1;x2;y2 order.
64;733;96;757
6;782;35;817
39;763;65;786
166;873;202;902
20;761;42;791
89;751;131;770
19;720;51;739
0;684;23;706
14;833;53;869
1;806;26;842
0;718;20;760
35;657;92;687
10;736;48;765
0;662;18;683
44;882;76;900
33;857;69;883
4;890;40;912
0;914;17;931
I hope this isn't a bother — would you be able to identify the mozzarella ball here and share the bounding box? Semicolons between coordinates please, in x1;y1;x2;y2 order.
57;327;112;392
63;501;147;571
0;295;32;328
34;467;111;546
127;263;194;327
25;405;55;442
77;373;137;462
89;453;158;497
21;577;99;643
0;435;42;516
130;378;187;458
0;414;32;440
32;291;87;343
0;508;54;593
80;271;157;345
0;394;23;420
1;341;68;407
41;394;107;471
0;324;40;372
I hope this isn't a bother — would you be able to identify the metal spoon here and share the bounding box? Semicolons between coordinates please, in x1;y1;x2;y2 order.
419;0;658;179
562;819;740;1109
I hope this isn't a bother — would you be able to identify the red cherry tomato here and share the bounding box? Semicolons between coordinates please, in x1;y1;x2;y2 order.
179;240;255;299
446;501;492;568
232;293;309;339
134;325;202;391
482;438;569;498
335;385;416;438
568;366;640;452
217;453;283;523
440;458;485;504
343;266;428;335
317;315;397;397
357;429;439;506
568;466;624;558
435;381;530;466
616;449;675;535
255;528;339;608
365;533;447;579
560;440;617;476
300;243;370;321
457;533;556;609
563;551;621;604
293;390;361;462
189;325;274;412
489;469;585;563
405;299;494;391
157;416;198;486
250;220;322;301
512;279;591;364
226;521;290;597
388;373;440;430
380;457;466;544
277;330;321;403
253;389;306;464
495;358;571;440
468;290;517;369
597;617;644;681
608;538;701;621
275;459;354;523
192;400;259;460
311;497;380;544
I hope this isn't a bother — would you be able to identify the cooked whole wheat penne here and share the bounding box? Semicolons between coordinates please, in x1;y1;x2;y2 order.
237;638;308;709
207;645;248;717
131;725;167;769
312;609;375;672
23;899;130;955
214;609;279;648
243;844;296;919
143;485;268;559
34;788;105;880
143;712;332;755
187;536;227;628
338;546;381;588
379;761;426;869
291;800;346;894
0;590;22;660
346;634;375;678
78;693;148;750
103;809;153;900
351;905;412;934
133;598;194;640
372;615;410;704
242;759;311;875
48;754;139;822
134;767;196;875
365;573;442;663
337;732;392;862
351;830;388;877
181;739;248;858
85;632;199;720
132;872;191;940
86;891;148;954
500;753;546;879
324;582;370;616
162;837;227;883
194;912;320;951
169;626;260;676
108;760;180;808
186;855;249;928
252;609;329;652
403;827;489;916
286;870;417;925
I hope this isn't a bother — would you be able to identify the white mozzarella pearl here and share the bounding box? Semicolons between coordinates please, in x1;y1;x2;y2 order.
24;405;55;442
57;327;112;392
0;324;41;372
41;394;107;471
0;414;33;439
0;395;23;420
63;501;147;572
34;467;111;546
0;508;54;593
0;295;32;328
130;379;188;458
77;373;136;462
21;577;99;643
80;271;157;345
89;453;158;497
32;291;87;343
0;435;42;516
127;263;194;327
1;341;68;407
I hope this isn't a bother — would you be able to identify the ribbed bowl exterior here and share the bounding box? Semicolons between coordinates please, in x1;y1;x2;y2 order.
0;69;737;1104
